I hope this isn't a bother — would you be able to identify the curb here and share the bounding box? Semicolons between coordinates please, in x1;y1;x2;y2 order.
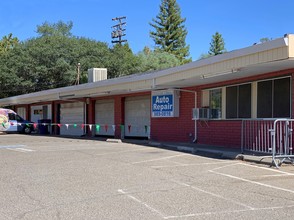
242;155;273;166
106;138;122;143
149;141;273;166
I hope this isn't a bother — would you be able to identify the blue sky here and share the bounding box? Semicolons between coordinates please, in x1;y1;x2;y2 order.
0;0;293;60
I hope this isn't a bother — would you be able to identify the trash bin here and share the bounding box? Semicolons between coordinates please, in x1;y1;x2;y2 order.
38;119;51;134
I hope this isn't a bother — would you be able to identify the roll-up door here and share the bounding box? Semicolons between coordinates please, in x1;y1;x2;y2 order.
60;102;84;136
95;99;115;136
125;96;150;138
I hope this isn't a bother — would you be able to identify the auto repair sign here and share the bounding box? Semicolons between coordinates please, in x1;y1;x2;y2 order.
151;90;179;117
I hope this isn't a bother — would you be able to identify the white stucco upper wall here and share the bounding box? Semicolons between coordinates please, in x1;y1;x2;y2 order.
288;34;294;57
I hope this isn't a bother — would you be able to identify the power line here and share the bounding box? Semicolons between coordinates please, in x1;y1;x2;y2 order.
111;16;127;45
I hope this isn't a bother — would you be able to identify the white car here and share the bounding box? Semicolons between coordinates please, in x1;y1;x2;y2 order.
0;108;34;134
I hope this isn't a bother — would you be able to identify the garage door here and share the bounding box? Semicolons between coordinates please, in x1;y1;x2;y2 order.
125;96;150;138
60;102;84;136
95;99;115;136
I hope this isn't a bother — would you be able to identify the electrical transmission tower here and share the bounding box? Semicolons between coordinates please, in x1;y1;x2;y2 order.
111;16;127;45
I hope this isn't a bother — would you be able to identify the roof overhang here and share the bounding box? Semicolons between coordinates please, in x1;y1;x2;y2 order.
1;34;294;107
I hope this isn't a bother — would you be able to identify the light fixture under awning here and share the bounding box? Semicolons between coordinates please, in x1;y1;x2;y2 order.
58;94;75;99
201;68;240;79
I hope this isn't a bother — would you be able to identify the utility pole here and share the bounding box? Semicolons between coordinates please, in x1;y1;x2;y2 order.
75;63;81;85
111;16;127;45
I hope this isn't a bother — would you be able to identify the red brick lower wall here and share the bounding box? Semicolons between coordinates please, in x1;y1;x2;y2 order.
151;91;196;143
151;117;195;142
151;117;242;148
197;120;242;148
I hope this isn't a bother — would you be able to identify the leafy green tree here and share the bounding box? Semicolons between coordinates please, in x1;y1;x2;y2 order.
0;33;19;54
0;21;112;97
143;46;151;55
25;36;76;90
70;37;110;83
108;43;140;78
137;49;180;72
199;53;212;60
209;32;226;56
150;0;191;64
0;44;34;97
259;37;272;43
36;21;73;37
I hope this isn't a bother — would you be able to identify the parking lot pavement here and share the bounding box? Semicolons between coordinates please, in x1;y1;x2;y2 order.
1;134;294;219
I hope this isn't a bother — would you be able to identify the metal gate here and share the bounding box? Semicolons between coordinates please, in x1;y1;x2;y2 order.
241;119;275;153
270;119;294;168
242;119;294;168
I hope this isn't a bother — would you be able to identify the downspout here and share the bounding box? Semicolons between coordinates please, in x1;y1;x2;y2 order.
84;99;88;135
167;88;199;143
193;91;197;143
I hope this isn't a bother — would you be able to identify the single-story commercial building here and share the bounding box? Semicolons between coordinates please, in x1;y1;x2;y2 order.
1;34;294;151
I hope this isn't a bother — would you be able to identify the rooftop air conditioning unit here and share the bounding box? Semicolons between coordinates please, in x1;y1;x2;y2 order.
192;108;210;120
88;68;107;83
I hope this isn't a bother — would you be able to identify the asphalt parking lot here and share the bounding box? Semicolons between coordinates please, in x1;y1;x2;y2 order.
1;134;294;220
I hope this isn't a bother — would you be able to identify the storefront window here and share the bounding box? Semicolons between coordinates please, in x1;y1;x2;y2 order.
203;76;290;120
257;77;290;118
209;89;222;119
226;84;251;118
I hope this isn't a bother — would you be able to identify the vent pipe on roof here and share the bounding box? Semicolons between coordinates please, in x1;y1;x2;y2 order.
88;68;107;83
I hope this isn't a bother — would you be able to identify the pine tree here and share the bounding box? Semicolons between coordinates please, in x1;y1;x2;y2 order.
209;32;226;56
150;0;191;64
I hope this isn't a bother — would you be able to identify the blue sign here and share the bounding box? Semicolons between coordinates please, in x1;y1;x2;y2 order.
152;94;174;117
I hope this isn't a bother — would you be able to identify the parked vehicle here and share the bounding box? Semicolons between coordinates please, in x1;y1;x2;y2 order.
0;108;34;134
